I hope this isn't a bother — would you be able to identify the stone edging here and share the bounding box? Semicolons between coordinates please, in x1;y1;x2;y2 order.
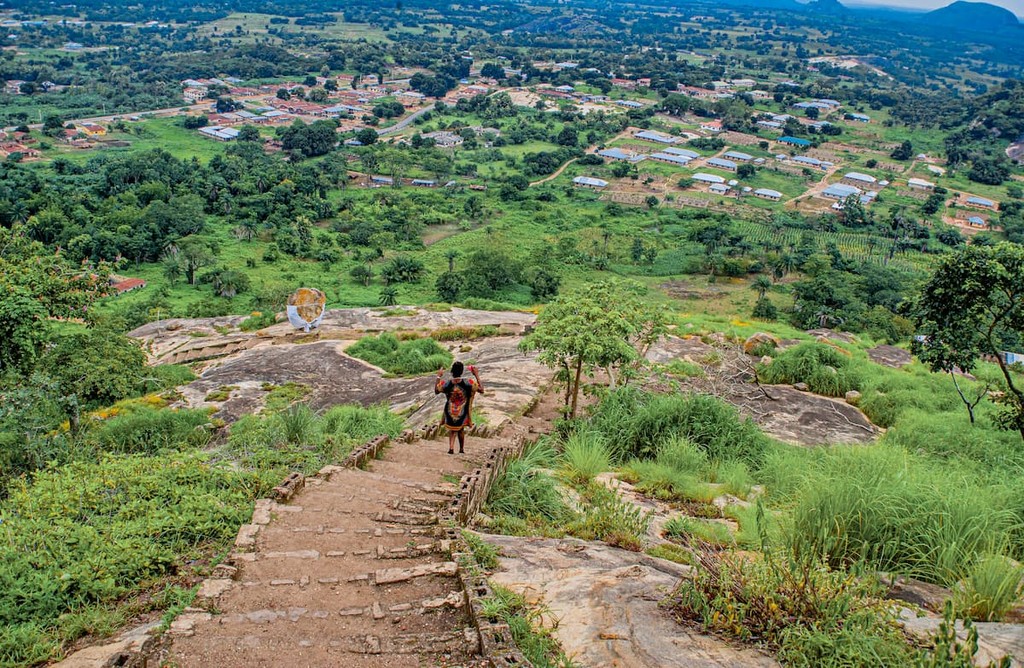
440;429;532;666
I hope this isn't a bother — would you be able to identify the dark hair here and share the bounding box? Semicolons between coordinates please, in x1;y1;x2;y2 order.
451;361;464;377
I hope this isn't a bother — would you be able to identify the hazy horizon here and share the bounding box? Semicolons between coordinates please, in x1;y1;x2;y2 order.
842;0;1023;18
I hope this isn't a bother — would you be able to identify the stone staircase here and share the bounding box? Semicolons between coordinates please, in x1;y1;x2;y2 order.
164;433;517;668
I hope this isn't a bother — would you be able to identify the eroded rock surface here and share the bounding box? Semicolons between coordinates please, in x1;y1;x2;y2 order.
130;308;548;427
481;534;779;668
868;344;913;368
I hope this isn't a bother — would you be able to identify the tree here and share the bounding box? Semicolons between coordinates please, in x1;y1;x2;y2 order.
350;264;373;286
172;236;216;286
751;275;773;300
238;125;261;142
913;243;1024;438
380;255;425;284
42;329;147;409
461;248;522;297
555;126;578;147
737;164;756;179
527;268;561;301
890;140;913;161
435;271;463;302
519;281;667;417
355;128;379;146
480;63;504;79
379;286;398;307
276;88;291;100
752;296;778;320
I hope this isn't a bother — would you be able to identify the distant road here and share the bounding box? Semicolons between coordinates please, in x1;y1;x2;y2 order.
378;103;436;136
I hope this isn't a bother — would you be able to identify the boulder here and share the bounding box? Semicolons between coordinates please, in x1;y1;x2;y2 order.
744;332;780;354
845;390;862;406
793;382;809;391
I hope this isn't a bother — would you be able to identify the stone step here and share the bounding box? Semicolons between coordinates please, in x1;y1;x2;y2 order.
169;627;477;668
227;552;453;587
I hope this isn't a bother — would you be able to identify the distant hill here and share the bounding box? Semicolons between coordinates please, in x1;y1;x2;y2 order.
920;1;1020;30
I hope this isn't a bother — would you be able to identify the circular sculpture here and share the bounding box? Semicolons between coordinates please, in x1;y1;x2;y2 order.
286;287;326;332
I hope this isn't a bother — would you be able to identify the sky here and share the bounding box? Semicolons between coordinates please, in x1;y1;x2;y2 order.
843;0;1023;17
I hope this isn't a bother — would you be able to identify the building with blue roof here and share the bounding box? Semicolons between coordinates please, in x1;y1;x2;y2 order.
779;136;811;147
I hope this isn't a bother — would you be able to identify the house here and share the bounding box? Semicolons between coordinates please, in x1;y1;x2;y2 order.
634;130;678;144
860;191;879;205
730;78;756;88
63;41;84;51
754;188;783;201
109;277;146;295
700;120;723;133
822;183;862;200
757;120;783;130
573;176;609;190
555;62;580;70
0;143;39;159
847;113;870;123
650;152;692;166
779;136;811;147
692;173;726;184
199;126;240;141
411;179;437;188
636;77;652;87
706;157;737;172
183;87;208;103
370;176;394;187
842;172;877;187
615;100;644;109
710;81;732;90
816;99;841;108
424;131;464;147
792;155;823;168
709;183;731;195
907;178;935;191
78;122;106;137
664;147;700;159
965;196;996;210
967;216;988;228
611;78;636;90
597;148;646;163
554;85;575;93
723;150;753;162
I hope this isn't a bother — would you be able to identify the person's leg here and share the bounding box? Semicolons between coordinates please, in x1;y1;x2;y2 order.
457;430;466;454
447;430;456;455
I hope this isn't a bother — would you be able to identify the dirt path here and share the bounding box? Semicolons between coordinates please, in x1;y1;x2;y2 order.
165;433;516;667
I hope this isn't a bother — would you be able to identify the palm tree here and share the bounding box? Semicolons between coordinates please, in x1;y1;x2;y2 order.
444;249;460;273
379;286;398;307
751;275;773;300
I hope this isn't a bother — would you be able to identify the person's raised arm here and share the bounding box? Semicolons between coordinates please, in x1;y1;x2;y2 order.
469;365;484;394
434;367;446;394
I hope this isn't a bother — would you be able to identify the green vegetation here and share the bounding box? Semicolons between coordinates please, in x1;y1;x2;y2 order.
346;333;453;376
479;585;578;668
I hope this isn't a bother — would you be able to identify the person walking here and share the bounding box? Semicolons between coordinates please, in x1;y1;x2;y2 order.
434;361;483;455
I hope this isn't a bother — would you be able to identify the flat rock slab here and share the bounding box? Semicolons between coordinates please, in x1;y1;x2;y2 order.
901;616;1024;667
482;534;779;668
868;344;913;368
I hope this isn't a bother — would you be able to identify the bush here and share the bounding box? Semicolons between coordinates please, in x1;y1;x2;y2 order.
346;333;453;376
954;554;1024;622
588;387;769;465
239;311;276;331
657;437;708;475
757;342;863;397
672;549;913;667
567;483;650;550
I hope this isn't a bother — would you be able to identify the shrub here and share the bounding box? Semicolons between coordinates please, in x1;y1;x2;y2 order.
347;333;453;376
560;431;611;484
239;311;276;331
757;342;863;397
567;483;650;551
671;549;913;667
657;437;708;475
588;387;769;465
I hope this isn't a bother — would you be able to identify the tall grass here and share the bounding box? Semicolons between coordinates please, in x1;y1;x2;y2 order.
485;441;569;523
587;387;768;465
560;431;611;484
955;554;1024;622
785;445;1019;587
347;333;453;375
757;342;863;397
88;407;211;455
